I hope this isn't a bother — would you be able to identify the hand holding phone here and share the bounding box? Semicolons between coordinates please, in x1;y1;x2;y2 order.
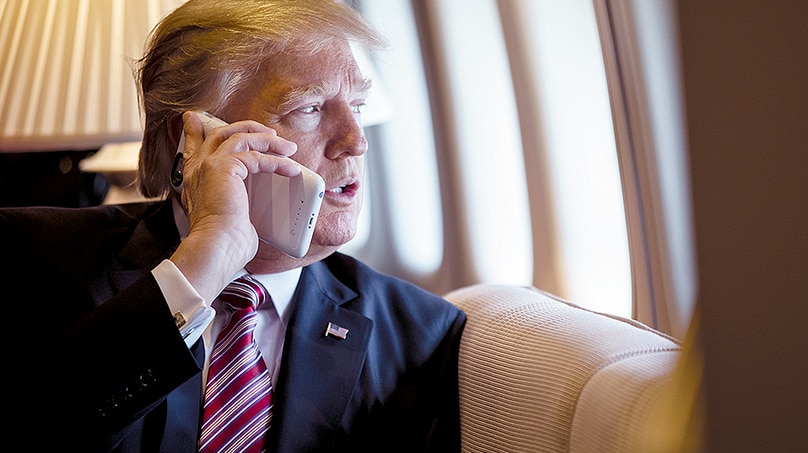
173;112;325;258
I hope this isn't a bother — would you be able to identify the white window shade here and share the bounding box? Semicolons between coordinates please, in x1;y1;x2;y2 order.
0;0;183;152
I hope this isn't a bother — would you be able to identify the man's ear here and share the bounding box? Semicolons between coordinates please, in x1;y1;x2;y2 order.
168;112;186;191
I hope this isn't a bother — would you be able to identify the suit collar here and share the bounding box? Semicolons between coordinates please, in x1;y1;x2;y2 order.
110;200;179;293
299;256;359;306
119;199;180;268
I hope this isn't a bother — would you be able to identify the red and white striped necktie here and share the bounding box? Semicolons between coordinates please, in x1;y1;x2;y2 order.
199;275;273;453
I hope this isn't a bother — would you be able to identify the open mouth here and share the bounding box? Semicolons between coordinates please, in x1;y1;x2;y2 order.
326;181;359;197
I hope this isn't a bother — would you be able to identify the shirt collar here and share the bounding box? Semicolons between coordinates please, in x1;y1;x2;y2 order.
248;269;300;326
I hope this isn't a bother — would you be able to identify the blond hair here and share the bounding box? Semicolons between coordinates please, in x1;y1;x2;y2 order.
134;0;385;198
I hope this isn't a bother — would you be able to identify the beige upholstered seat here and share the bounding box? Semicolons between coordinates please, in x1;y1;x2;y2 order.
444;284;685;452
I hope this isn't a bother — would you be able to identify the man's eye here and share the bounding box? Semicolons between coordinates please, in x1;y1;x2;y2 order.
299;105;321;114
352;103;366;114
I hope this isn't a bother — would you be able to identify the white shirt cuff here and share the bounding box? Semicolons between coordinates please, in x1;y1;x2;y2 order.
152;259;215;348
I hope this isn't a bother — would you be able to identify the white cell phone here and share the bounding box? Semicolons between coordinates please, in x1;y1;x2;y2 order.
172;111;325;258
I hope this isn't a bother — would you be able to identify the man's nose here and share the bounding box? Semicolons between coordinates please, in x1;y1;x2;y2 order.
325;104;368;159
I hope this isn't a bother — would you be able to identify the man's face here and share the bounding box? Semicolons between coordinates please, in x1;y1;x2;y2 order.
223;39;371;251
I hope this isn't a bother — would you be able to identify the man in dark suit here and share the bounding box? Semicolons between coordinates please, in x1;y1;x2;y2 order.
3;1;465;451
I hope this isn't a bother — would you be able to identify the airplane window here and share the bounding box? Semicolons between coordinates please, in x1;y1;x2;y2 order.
593;0;696;334
514;0;631;316
428;0;533;286
352;0;631;317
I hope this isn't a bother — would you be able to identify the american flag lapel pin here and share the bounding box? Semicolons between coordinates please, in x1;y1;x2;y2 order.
324;322;349;340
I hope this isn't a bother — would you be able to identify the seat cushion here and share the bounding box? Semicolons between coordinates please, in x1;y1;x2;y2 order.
444;284;681;453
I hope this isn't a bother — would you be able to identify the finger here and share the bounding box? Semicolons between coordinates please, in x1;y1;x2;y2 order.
255;154;304;178
220;132;298;158
228;151;303;180
181;111;205;155
201;119;277;144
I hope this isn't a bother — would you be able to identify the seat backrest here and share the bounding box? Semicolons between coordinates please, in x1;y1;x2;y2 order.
444;284;682;452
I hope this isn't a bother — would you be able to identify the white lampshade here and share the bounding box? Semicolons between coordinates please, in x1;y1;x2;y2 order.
0;0;187;152
1;0;391;155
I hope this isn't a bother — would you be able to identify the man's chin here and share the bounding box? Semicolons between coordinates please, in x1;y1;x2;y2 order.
311;216;358;247
248;242;337;274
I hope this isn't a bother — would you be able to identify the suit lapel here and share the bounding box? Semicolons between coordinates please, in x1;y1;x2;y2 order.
269;260;373;453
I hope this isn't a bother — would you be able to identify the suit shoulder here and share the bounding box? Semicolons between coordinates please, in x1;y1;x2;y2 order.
0;201;163;231
0;201;171;270
322;252;439;298
321;252;465;322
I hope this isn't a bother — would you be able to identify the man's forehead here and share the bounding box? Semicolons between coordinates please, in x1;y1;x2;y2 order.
265;51;371;106
270;41;360;80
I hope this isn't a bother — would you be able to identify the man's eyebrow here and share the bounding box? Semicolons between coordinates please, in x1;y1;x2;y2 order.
354;77;373;95
276;78;374;112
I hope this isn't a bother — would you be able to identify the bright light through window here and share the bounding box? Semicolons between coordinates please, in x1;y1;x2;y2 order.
522;0;631;316
434;0;533;285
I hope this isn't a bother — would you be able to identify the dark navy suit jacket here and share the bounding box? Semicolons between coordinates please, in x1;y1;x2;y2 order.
3;200;465;452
